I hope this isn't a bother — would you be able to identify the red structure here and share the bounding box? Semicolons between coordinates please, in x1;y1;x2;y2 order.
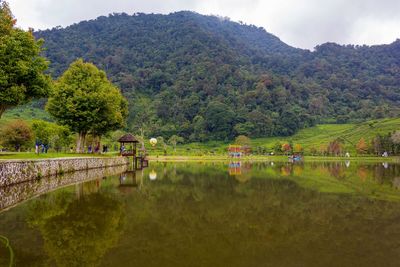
228;145;242;157
228;145;251;157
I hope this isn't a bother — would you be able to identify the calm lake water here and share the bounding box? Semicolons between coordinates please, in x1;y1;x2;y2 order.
1;161;400;267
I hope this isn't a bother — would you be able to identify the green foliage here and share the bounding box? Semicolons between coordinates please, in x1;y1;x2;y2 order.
27;189;124;267
250;118;400;155
168;135;184;152
31;12;400;142
234;135;251;146
204;101;235;140
0;119;33;150
0;1;51;117
46;59;128;151
0;152;115;160
370;132;400;156
1;99;52;122
26;12;400;141
391;131;400;144
31;120;73;151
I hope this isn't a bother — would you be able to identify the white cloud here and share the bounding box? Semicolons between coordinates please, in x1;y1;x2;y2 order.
7;0;400;49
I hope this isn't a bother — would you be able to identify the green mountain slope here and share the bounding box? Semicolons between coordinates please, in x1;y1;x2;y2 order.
172;118;400;155
27;11;400;141
252;118;400;152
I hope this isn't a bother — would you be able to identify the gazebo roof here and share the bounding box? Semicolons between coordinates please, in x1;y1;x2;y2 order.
118;133;139;143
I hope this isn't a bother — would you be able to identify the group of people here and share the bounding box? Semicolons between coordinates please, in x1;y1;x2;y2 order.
35;141;49;154
87;144;109;154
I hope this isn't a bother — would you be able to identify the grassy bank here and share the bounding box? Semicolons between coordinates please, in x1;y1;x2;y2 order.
147;155;396;163
1;117;399;158
0;152;117;160
165;118;400;156
1;152;395;162
252;118;400;152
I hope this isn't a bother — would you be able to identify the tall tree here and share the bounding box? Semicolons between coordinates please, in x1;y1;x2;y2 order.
234;135;251;147
46;59;128;153
168;135;184;152
204;101;235;141
371;135;383;155
0;1;51;118
293;144;303;153
327;139;343;156
281;143;292;155
356;138;368;154
391;131;400;144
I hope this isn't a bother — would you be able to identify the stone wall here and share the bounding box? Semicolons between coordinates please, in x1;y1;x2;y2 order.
0;164;128;211
0;157;129;187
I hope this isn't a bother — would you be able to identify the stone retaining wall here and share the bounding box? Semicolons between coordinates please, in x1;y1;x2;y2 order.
0;157;129;187
0;164;128;211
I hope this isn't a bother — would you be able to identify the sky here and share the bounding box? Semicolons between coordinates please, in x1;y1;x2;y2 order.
6;0;400;50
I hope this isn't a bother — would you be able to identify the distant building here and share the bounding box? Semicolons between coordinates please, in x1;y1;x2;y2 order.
228;145;242;158
228;145;251;157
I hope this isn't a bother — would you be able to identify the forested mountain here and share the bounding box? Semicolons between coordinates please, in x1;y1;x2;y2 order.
34;11;400;141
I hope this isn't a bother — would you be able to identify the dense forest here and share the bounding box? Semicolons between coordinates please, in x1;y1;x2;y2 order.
34;11;400;141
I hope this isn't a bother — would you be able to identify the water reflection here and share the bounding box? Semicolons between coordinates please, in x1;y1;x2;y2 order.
1;162;400;266
119;171;138;186
149;170;157;180
0;165;127;211
27;182;125;267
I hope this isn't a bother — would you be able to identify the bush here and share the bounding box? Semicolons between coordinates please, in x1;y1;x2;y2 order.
0;120;33;151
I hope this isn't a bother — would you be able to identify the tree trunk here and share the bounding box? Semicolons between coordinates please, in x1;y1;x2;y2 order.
0;105;7;118
95;135;101;153
76;132;86;153
98;136;101;154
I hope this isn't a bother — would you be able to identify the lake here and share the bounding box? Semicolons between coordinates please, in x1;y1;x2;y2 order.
1;160;400;267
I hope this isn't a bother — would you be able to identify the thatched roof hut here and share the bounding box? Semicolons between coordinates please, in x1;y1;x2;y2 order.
118;134;139;143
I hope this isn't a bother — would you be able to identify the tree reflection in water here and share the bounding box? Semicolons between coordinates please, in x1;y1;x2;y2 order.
101;162;400;267
1;162;400;267
27;180;125;267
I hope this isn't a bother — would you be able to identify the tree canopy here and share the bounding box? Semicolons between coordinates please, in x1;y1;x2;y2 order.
0;1;51;117
46;59;128;152
30;12;400;141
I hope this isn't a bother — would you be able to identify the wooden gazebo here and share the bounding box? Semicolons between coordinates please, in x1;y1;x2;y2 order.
118;133;148;170
118;133;139;157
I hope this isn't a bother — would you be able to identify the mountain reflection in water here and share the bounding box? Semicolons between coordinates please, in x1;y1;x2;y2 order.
1;161;400;267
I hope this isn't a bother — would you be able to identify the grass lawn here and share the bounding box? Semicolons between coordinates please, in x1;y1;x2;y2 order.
0;152;118;160
1;152;395;162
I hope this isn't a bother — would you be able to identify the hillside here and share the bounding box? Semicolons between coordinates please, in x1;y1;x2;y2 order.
252;118;400;153
170;118;400;155
28;11;400;141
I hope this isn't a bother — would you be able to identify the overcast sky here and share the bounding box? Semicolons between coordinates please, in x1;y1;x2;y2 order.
6;0;400;49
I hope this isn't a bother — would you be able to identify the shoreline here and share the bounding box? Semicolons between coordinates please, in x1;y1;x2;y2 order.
147;155;397;162
0;157;128;187
0;153;397;163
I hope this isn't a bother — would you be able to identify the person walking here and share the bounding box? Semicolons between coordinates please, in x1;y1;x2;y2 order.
35;140;40;154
